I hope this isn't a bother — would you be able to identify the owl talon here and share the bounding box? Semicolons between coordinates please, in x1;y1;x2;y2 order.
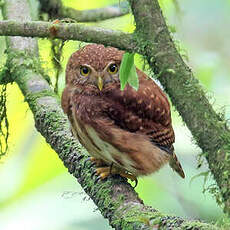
83;157;91;168
89;157;107;167
93;166;112;182
119;172;138;187
84;157;103;168
92;165;138;186
91;169;97;178
91;162;96;167
96;167;110;174
99;172;110;180
95;176;102;184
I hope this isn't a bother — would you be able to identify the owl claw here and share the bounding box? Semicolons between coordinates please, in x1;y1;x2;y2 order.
92;165;138;187
119;172;138;187
83;157;103;169
91;169;97;178
95;175;105;184
83;157;91;168
88;157;107;167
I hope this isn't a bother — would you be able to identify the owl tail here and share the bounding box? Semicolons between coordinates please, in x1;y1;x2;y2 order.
169;152;185;178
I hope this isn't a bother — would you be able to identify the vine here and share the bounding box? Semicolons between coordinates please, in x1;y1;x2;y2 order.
0;84;9;159
50;38;65;94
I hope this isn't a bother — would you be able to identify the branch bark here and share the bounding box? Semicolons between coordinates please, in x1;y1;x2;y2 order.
0;20;135;52
39;0;129;22
128;0;230;214
0;0;219;230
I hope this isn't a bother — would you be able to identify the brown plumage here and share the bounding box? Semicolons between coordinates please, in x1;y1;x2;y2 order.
61;44;185;180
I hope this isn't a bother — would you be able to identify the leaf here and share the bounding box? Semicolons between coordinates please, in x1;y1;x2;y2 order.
119;52;134;89
127;64;139;91
119;52;139;91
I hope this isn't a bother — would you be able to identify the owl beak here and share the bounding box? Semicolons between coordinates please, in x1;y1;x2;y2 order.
97;76;103;91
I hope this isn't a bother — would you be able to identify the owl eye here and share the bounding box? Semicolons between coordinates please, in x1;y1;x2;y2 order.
80;66;90;76
108;63;118;74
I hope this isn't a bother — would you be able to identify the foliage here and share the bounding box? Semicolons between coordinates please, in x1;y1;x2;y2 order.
119;52;139;90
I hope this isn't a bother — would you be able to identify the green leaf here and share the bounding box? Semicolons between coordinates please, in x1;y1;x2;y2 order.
127;64;139;91
119;52;139;91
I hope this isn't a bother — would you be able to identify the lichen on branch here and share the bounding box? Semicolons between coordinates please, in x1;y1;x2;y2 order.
0;19;135;51
128;0;230;215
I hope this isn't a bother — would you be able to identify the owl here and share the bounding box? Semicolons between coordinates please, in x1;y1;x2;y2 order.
61;44;185;183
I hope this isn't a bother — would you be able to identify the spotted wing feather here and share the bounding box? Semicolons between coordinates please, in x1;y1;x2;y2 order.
102;69;185;178
104;69;175;150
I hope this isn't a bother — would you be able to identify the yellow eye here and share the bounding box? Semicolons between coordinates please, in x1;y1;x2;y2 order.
80;66;90;76
108;63;118;74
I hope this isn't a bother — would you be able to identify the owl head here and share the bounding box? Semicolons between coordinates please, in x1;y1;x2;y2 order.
66;44;124;90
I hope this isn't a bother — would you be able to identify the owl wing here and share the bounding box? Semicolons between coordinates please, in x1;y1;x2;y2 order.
101;71;184;177
104;69;175;153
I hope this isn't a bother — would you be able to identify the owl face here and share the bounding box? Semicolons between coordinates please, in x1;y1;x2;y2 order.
66;44;124;91
75;61;120;90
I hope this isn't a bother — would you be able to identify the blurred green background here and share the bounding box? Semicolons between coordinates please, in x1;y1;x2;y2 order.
1;0;230;229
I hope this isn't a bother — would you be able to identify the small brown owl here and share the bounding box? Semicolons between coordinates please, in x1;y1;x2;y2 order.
61;44;185;183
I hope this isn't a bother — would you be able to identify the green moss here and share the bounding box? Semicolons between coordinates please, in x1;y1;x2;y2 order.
5;49;52;85
129;0;230;216
181;221;217;230
0;66;13;84
25;92;58;112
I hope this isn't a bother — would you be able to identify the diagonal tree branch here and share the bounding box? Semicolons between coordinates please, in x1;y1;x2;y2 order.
0;0;218;229
127;0;230;215
38;0;129;22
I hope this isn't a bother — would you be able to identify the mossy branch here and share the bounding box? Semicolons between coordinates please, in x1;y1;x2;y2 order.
128;0;230;215
38;0;130;22
0;19;135;51
0;0;219;229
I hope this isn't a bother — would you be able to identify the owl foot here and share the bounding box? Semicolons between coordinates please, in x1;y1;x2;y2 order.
93;165;138;187
94;167;111;180
119;172;138;187
84;157;107;168
89;157;107;167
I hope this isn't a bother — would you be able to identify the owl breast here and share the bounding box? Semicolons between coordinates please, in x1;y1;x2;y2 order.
70;94;142;175
71;113;140;175
69;88;171;177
